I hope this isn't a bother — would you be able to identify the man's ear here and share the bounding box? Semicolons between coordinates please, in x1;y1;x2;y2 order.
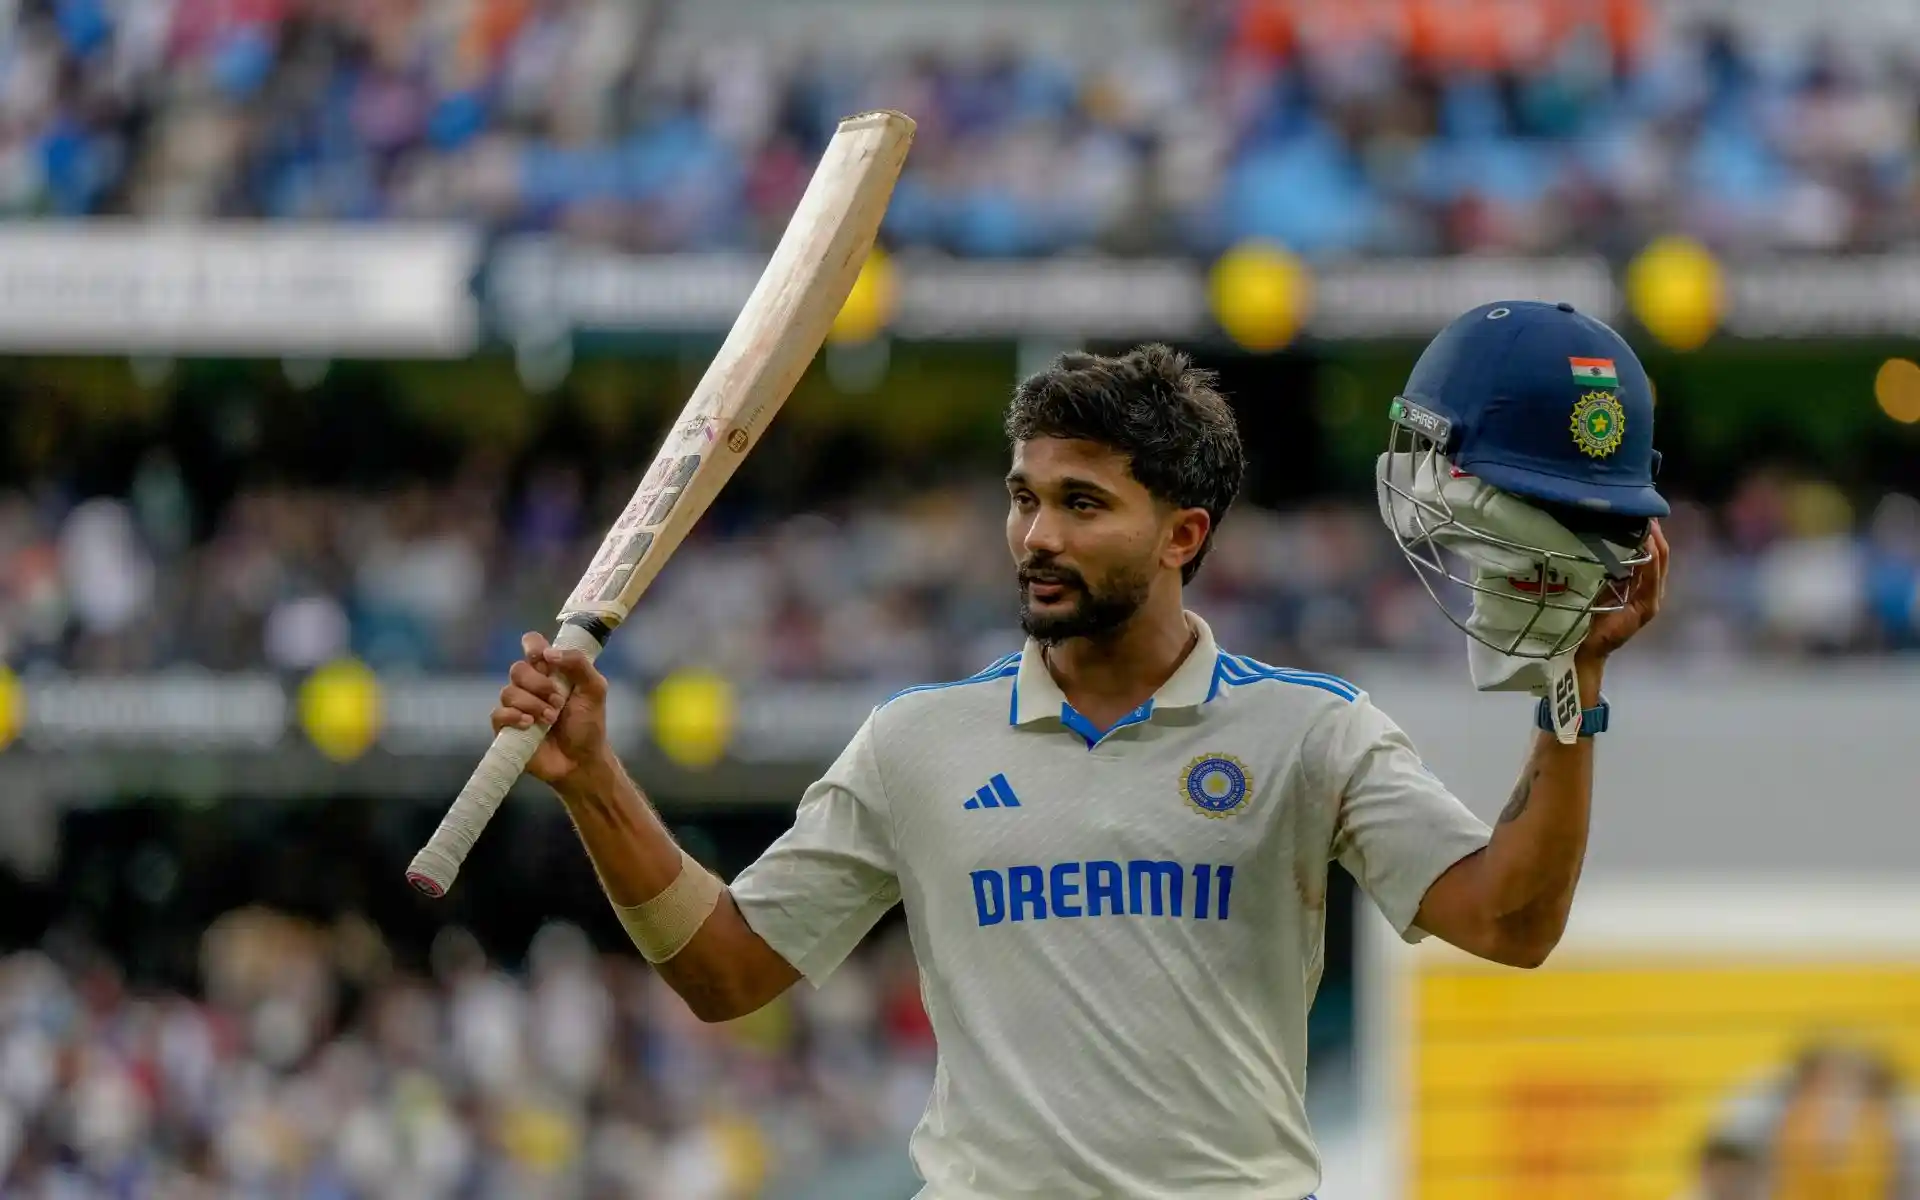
1164;507;1212;571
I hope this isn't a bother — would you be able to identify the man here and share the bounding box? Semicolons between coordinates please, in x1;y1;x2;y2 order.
1684;1044;1919;1200
493;342;1669;1199
1679;1137;1764;1200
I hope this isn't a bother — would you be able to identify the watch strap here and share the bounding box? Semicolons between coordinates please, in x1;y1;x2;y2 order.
1537;694;1609;737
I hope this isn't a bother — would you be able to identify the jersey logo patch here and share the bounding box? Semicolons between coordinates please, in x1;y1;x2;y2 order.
1183;754;1251;818
962;773;1022;811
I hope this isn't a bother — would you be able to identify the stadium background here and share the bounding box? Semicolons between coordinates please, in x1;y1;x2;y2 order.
0;0;1918;1196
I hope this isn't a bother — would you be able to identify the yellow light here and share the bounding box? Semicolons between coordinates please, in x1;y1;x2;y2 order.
1874;358;1920;424
1209;240;1312;353
829;247;896;345
1626;236;1724;352
1785;479;1854;538
0;665;20;751
496;1102;580;1171
712;1112;774;1195
651;669;735;770
297;658;381;763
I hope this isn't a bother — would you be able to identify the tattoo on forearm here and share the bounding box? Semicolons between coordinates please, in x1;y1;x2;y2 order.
1499;768;1539;825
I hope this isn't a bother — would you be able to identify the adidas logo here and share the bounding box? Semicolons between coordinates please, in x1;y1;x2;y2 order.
962;774;1022;811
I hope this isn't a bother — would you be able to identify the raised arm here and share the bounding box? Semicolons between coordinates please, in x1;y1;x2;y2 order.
1413;522;1669;967
1408;662;1600;967
496;634;800;1021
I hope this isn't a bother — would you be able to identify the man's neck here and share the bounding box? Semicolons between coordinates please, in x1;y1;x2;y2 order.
1042;596;1196;724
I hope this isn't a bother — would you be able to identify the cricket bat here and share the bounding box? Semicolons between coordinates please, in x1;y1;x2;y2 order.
406;109;915;898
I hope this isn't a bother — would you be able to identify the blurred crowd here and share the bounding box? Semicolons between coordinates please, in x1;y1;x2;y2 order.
0;910;934;1199
0;0;1915;256
1;452;1918;681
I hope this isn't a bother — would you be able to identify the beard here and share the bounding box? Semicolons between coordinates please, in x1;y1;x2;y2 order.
1017;557;1154;644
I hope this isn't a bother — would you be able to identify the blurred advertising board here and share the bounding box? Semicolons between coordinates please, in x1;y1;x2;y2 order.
0;665;869;806
484;235;1920;349
485;237;1615;347
0;222;480;356
1359;880;1920;1200
0;662;1913;844
0;221;1912;354
0;668;877;763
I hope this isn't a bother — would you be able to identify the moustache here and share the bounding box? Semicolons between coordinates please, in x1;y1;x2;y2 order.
1018;563;1085;589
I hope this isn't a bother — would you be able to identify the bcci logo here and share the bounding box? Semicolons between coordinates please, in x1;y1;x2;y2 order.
1571;391;1626;458
1183;754;1251;818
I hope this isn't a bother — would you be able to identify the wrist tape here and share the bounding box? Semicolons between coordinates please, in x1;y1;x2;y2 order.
614;849;726;963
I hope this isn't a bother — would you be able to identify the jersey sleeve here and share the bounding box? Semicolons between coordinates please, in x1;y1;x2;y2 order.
1321;693;1493;944
728;710;901;985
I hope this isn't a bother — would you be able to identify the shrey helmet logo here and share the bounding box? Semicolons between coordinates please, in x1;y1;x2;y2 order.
1571;391;1627;458
1184;754;1252;818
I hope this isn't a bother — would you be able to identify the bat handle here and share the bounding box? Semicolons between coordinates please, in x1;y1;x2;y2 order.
405;620;608;898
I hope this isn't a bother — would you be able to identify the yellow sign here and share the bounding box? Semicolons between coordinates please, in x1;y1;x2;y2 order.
651;668;735;770
1372;883;1920;1200
830;247;897;345
1627;236;1723;352
297;657;382;763
1410;960;1920;1200
1875;358;1920;425
0;665;20;750
1209;240;1312;352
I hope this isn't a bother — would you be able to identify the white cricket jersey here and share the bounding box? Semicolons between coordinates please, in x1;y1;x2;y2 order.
729;612;1492;1200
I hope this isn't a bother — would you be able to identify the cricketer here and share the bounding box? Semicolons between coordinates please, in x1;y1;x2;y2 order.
492;326;1671;1199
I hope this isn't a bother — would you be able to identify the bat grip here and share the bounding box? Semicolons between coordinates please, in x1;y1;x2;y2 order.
405;620;607;897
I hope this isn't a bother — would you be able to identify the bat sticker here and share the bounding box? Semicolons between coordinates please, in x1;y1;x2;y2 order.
642;454;702;526
616;458;676;530
677;413;718;445
594;531;656;602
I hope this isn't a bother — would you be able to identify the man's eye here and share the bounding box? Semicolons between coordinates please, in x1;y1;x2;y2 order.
1068;496;1100;511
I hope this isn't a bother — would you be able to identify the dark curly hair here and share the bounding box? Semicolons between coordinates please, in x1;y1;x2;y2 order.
1005;344;1245;583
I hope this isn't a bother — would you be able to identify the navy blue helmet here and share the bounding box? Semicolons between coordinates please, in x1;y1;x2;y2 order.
1394;300;1668;521
1376;300;1663;685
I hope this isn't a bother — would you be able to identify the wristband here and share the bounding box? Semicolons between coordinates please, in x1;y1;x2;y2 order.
1536;694;1609;737
613;849;725;963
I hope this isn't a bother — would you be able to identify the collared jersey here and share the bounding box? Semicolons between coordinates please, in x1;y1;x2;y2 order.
729;613;1492;1200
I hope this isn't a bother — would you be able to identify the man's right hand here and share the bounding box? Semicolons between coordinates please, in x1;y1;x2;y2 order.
499;628;803;1022
494;630;612;789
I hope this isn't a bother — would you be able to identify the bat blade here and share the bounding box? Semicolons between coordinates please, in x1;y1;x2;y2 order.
562;109;915;626
406;110;915;898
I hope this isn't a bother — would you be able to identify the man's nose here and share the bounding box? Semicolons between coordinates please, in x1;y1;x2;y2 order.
1022;508;1066;555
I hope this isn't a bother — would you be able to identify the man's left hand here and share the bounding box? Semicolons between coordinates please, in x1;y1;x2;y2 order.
1577;518;1669;665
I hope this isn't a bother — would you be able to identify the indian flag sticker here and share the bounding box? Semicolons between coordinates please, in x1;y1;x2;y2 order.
1570;357;1618;387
